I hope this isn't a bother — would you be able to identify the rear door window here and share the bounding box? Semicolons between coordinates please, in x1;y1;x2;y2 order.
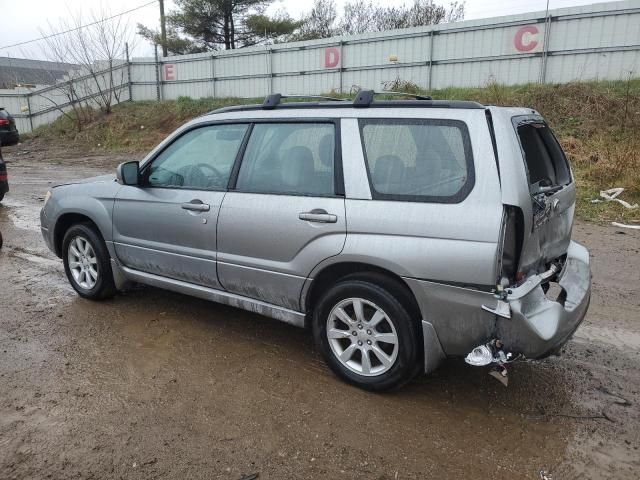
235;123;336;196
514;119;572;192
358;119;474;203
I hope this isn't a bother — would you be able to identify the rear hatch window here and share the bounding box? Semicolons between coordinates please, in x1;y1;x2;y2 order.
515;120;571;193
510;115;575;274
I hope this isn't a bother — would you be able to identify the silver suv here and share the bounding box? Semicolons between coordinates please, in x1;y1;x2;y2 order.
40;91;591;390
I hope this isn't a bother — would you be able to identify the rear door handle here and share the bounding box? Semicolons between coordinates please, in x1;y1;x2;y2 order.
181;199;210;212
299;208;337;223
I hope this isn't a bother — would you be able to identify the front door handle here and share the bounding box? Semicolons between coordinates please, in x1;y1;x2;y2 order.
181;199;210;212
299;208;337;223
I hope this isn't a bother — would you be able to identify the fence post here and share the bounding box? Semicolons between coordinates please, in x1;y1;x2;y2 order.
125;42;133;102
154;44;161;101
338;41;344;93
26;94;34;132
211;54;216;98
539;14;553;84
268;49;274;95
427;30;435;91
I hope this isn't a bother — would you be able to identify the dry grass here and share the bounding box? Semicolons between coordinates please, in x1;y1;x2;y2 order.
26;80;640;222
27;96;254;153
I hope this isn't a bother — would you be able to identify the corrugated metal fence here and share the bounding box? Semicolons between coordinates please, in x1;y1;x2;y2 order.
2;0;639;134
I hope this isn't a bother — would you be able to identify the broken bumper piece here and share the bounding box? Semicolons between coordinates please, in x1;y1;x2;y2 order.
490;240;591;359
465;339;519;386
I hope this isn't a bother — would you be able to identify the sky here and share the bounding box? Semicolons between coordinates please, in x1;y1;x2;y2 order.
0;0;623;60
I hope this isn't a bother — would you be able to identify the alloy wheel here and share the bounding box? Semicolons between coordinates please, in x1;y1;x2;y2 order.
326;297;399;377
67;236;98;290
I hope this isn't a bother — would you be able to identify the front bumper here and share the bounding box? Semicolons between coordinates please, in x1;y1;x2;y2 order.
0;160;8;196
40;208;55;253
496;240;591;359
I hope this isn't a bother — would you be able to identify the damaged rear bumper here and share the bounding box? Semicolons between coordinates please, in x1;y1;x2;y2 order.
494;240;591;359
404;241;591;374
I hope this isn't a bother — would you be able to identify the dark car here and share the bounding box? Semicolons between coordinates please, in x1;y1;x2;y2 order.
0;107;19;147
0;144;8;202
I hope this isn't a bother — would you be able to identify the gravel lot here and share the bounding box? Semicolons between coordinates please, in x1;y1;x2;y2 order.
1;144;638;479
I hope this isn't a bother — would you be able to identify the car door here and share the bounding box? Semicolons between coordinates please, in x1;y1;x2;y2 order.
217;121;346;310
112;123;249;288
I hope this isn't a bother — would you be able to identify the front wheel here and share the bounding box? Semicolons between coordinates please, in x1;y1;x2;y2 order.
62;224;116;300
313;276;420;391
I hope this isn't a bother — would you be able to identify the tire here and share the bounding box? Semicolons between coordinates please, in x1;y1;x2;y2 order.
313;274;420;391
62;224;116;300
0;192;4;202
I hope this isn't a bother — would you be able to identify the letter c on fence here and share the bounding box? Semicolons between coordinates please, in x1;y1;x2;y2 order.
514;25;539;52
324;47;340;68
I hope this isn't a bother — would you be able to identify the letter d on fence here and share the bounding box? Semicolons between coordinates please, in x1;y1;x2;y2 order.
324;47;340;68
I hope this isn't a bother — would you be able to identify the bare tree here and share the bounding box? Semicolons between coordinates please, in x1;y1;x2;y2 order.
38;6;136;130
297;0;465;39
340;0;464;35
36;29;92;132
293;0;338;41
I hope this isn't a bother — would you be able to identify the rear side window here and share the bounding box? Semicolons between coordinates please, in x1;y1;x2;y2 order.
235;123;336;196
515;120;571;192
358;119;474;203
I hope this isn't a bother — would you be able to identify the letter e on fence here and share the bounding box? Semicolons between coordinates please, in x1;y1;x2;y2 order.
513;25;540;52
164;64;175;81
324;47;340;68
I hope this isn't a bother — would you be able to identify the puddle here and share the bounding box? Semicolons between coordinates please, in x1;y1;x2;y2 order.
0;197;42;232
8;249;61;268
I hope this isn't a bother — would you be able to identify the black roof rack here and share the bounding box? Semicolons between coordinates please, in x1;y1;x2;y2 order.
262;93;348;109
207;93;483;115
353;89;432;107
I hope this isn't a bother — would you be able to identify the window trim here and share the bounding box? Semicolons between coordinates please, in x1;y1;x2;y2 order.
358;118;476;204
140;121;251;192
228;118;344;198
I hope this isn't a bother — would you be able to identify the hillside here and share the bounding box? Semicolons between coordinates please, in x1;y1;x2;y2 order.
26;80;640;223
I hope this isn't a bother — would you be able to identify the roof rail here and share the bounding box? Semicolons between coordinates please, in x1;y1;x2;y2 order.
262;93;348;109
353;89;432;107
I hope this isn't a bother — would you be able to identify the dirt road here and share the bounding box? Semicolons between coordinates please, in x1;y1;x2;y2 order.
1;144;638;479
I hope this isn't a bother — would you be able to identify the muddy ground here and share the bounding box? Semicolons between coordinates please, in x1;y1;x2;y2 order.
0;143;638;480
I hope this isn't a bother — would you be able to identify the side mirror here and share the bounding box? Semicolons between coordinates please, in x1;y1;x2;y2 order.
116;161;140;186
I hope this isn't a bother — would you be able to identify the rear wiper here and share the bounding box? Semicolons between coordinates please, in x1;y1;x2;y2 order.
531;180;564;195
536;184;564;195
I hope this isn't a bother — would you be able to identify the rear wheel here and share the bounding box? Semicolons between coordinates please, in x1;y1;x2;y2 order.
62;224;116;300
313;275;420;391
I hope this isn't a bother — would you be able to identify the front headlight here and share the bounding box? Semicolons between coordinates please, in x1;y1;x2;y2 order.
43;190;52;207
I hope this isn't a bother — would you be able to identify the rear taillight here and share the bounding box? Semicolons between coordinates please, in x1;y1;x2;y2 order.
0;119;9;126
0;173;7;181
498;206;524;285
